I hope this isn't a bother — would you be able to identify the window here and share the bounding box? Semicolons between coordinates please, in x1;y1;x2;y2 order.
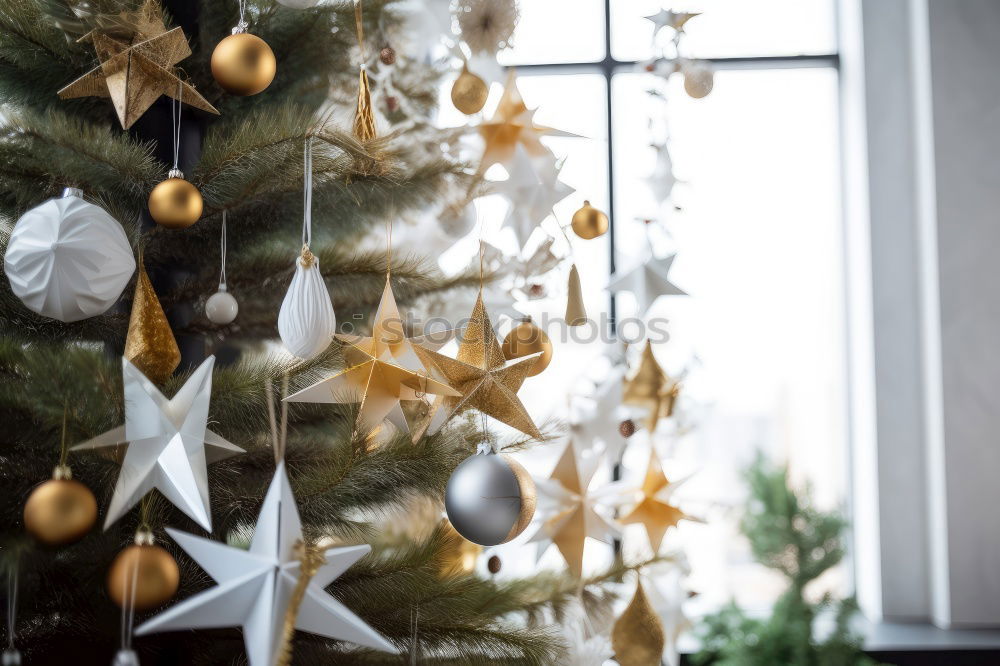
437;1;843;612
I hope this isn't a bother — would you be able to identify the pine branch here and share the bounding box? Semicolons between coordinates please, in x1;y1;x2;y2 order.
0;107;159;215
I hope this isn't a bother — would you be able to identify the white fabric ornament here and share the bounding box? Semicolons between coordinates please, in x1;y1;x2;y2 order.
136;461;395;664
278;139;336;359
72;356;244;531
4;188;135;322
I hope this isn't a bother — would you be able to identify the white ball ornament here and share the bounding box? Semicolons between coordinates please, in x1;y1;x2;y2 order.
276;0;320;8
4;188;135;322
205;285;239;325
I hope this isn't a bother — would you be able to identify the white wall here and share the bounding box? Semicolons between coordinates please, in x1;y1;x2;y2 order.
843;0;1000;628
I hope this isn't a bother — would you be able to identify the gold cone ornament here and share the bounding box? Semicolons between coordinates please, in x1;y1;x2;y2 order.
125;262;180;385
107;531;179;610
57;0;219;129
352;0;377;141
413;292;542;439
148;170;203;228
211;32;276;96
451;64;489;115
565;264;588;326
23;465;97;546
501;316;552;377
612;581;666;666
621;450;694;551
571;200;608;240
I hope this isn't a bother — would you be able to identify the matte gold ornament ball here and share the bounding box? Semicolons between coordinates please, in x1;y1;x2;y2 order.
211;33;276;96
571;200;609;240
107;540;180;610
501;316;552;377
23;467;97;546
148;177;203;229
451;66;489;115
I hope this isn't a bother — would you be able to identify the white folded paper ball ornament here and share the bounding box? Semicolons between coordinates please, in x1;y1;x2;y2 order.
278;254;336;359
4;188;135;322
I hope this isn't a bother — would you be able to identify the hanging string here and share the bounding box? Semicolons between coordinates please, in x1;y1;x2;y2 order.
5;561;18;654
409;605;419;665
300;137;315;266
385;218;392;278
234;0;249;33
170;80;183;176
302;137;313;248
58;404;69;468
219;210;228;289
265;378;289;464
119;549;140;655
353;0;367;60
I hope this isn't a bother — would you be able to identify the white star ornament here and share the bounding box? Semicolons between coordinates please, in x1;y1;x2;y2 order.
72;356;243;531
135;462;395;664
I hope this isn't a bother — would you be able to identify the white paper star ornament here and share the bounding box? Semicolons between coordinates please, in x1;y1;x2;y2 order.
136;462;395;664
608;254;687;316
495;147;575;249
72;356;243;531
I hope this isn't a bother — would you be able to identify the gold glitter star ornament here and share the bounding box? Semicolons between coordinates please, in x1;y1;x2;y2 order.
414;291;543;439
285;279;460;434
57;0;219;129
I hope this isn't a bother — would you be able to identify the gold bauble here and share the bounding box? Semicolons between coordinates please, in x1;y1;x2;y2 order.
451;66;489;115
571;200;609;240
501;316;552;377
612;581;667;666
148;177;203;229
211;32;276;96
107;543;179;610
23;468;97;546
684;66;714;99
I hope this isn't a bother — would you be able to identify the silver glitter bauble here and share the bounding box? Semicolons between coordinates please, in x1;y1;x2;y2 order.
445;452;536;546
205;287;239;325
111;649;139;666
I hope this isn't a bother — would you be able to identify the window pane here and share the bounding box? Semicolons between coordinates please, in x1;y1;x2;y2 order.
611;0;837;62
611;68;846;609
497;0;606;65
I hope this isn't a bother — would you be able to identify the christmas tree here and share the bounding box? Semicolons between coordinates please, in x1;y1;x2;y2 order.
692;456;875;666
0;1;642;663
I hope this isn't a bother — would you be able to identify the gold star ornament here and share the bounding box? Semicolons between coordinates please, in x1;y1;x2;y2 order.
58;0;219;129
623;341;680;431
285;279;459;435
529;443;623;577
621;450;696;552
414;292;543;439
478;70;578;171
